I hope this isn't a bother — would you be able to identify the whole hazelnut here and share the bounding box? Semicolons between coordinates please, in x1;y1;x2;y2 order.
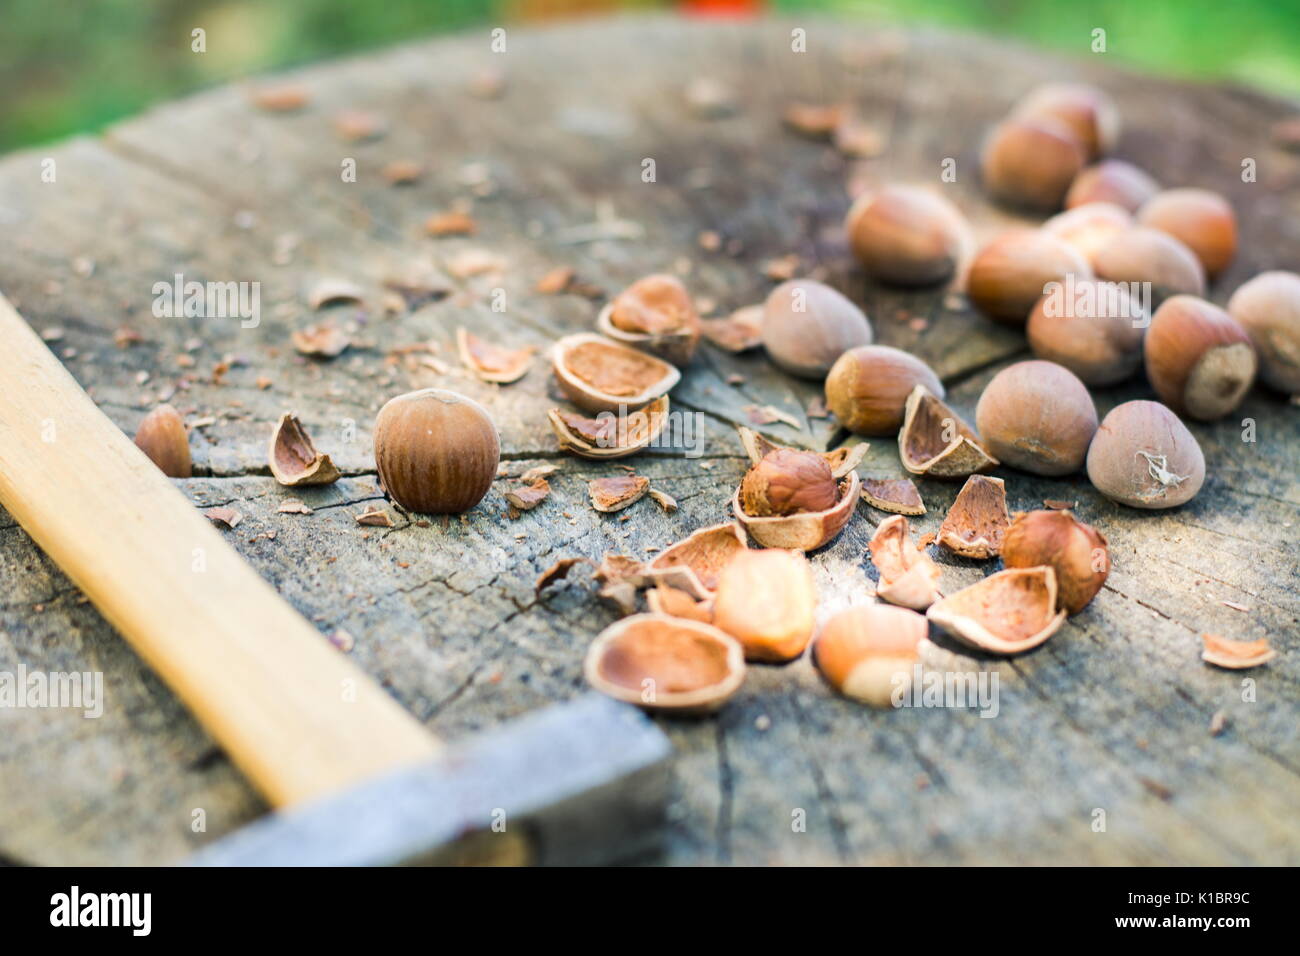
1067;159;1160;213
1137;188;1237;278
1013;83;1121;160
761;279;873;379
1042;202;1132;266
1002;510;1109;614
967;231;1093;326
825;345;944;436
1092;226;1205;305
373;388;500;514
1086;400;1205;509
1144;295;1256;420
814;604;927;707
739;449;837;517
134;403;192;478
1227;271;1300;394
975;360;1098;476
712;548;817;662
980;116;1085;211
1026;279;1146;386
844;185;968;286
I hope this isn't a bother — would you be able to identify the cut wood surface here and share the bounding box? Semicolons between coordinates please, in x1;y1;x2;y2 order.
0;15;1297;865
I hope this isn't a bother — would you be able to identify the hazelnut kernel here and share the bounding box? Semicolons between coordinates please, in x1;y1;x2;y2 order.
844;184;968;286
1226;270;1300;394
980;116;1086;211
967;230;1093;326
1137;188;1237;278
975;360;1098;476
1086;400;1205;509
814;604;927;708
825;345;944;436
739;449;838;517
373;388;500;514
1002;510;1109;614
1144;295;1256;421
761;279;873;379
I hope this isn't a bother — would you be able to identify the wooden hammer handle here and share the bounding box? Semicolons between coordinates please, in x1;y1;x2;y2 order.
0;293;438;807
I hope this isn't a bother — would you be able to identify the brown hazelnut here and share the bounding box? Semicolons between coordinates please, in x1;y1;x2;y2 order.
1042;202;1132;266
1067;159;1160;213
268;412;341;486
1085;400;1205;509
740;449;838;517
134;404;191;478
1002;510;1109;614
1092;226;1205;305
712;549;817;662
975;360;1098;476
584;614;745;713
825;345;944;435
1013;83;1120;160
373;388;500;514
844;184;968;286
761;279;873;379
596;273;701;366
814;604;928;707
1137;188;1237;278
927;567;1066;656
1227;270;1300;394
980;116;1085;211
1026;278;1146;386
1144;295;1256;420
967;230;1093;326
552;333;680;413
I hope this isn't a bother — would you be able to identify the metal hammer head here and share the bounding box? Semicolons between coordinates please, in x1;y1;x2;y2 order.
186;694;673;866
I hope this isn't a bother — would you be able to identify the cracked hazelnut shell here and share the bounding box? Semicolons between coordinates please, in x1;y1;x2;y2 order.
584;613;745;713
967;231;1092;326
547;395;669;459
1137;188;1237;278
868;515;942;611
1067;160;1160;213
1145;295;1256;420
373;388;500;514
761;279;873;379
897;385;998;479
596;273;701;366
134;404;192;478
1092;226;1205;306
644;522;747;600
1013;83;1120;160
937;475;1010;559
712;548;817;662
268;412;341;487
552;333;680;413
825;345;944;436
844;184;968;286
980;116;1086;211
1086;400;1205;509
1201;633;1276;670
814;604;928;707
975;361;1098;476
456;328;535;383
1227;270;1300;394
927;566;1066;655
1026;278;1146;386
1002;510;1109;615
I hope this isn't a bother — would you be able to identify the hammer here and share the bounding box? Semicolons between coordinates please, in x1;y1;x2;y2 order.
0;292;672;865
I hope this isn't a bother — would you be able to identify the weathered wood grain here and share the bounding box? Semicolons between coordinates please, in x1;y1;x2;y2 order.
0;16;1296;865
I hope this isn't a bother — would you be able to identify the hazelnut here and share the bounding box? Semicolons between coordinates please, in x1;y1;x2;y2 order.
1144;295;1256;420
1085;400;1205;509
712;549;817;662
1042;202;1132;266
825;345;944;435
596;273;701;366
373;388;500;514
1137;188;1237;278
740;449;838;517
584;614;745;713
844;184;969;286
814;604;928;708
552;333;680;413
980;116;1085;211
1067;159;1160;213
1013;83;1120;160
761;279;873;379
967;230;1093;326
1092;226;1205;305
1026;279;1146;386
134;404;191;478
268;412;341;486
975;360;1098;476
547;395;669;459
1002;511;1109;614
1227;271;1300;394
927;567;1066;656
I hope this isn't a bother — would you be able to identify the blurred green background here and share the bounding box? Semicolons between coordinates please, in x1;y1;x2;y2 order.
3;0;1298;151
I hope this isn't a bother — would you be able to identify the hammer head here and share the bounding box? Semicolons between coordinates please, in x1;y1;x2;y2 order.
187;694;673;866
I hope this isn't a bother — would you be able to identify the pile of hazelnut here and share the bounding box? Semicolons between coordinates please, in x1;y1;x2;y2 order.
131;82;1294;715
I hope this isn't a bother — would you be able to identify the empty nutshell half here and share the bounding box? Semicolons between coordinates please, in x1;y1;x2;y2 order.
597;273;702;367
937;475;1010;559
815;603;929;708
712;548;818;662
547;395;670;460
268;412;341;487
645;585;714;624
456;327;535;383
927;566;1066;655
584;613;746;714
868;515;942;611
643;521;748;600
1200;633;1276;670
860;477;926;516
897;385;998;479
552;333;680;414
